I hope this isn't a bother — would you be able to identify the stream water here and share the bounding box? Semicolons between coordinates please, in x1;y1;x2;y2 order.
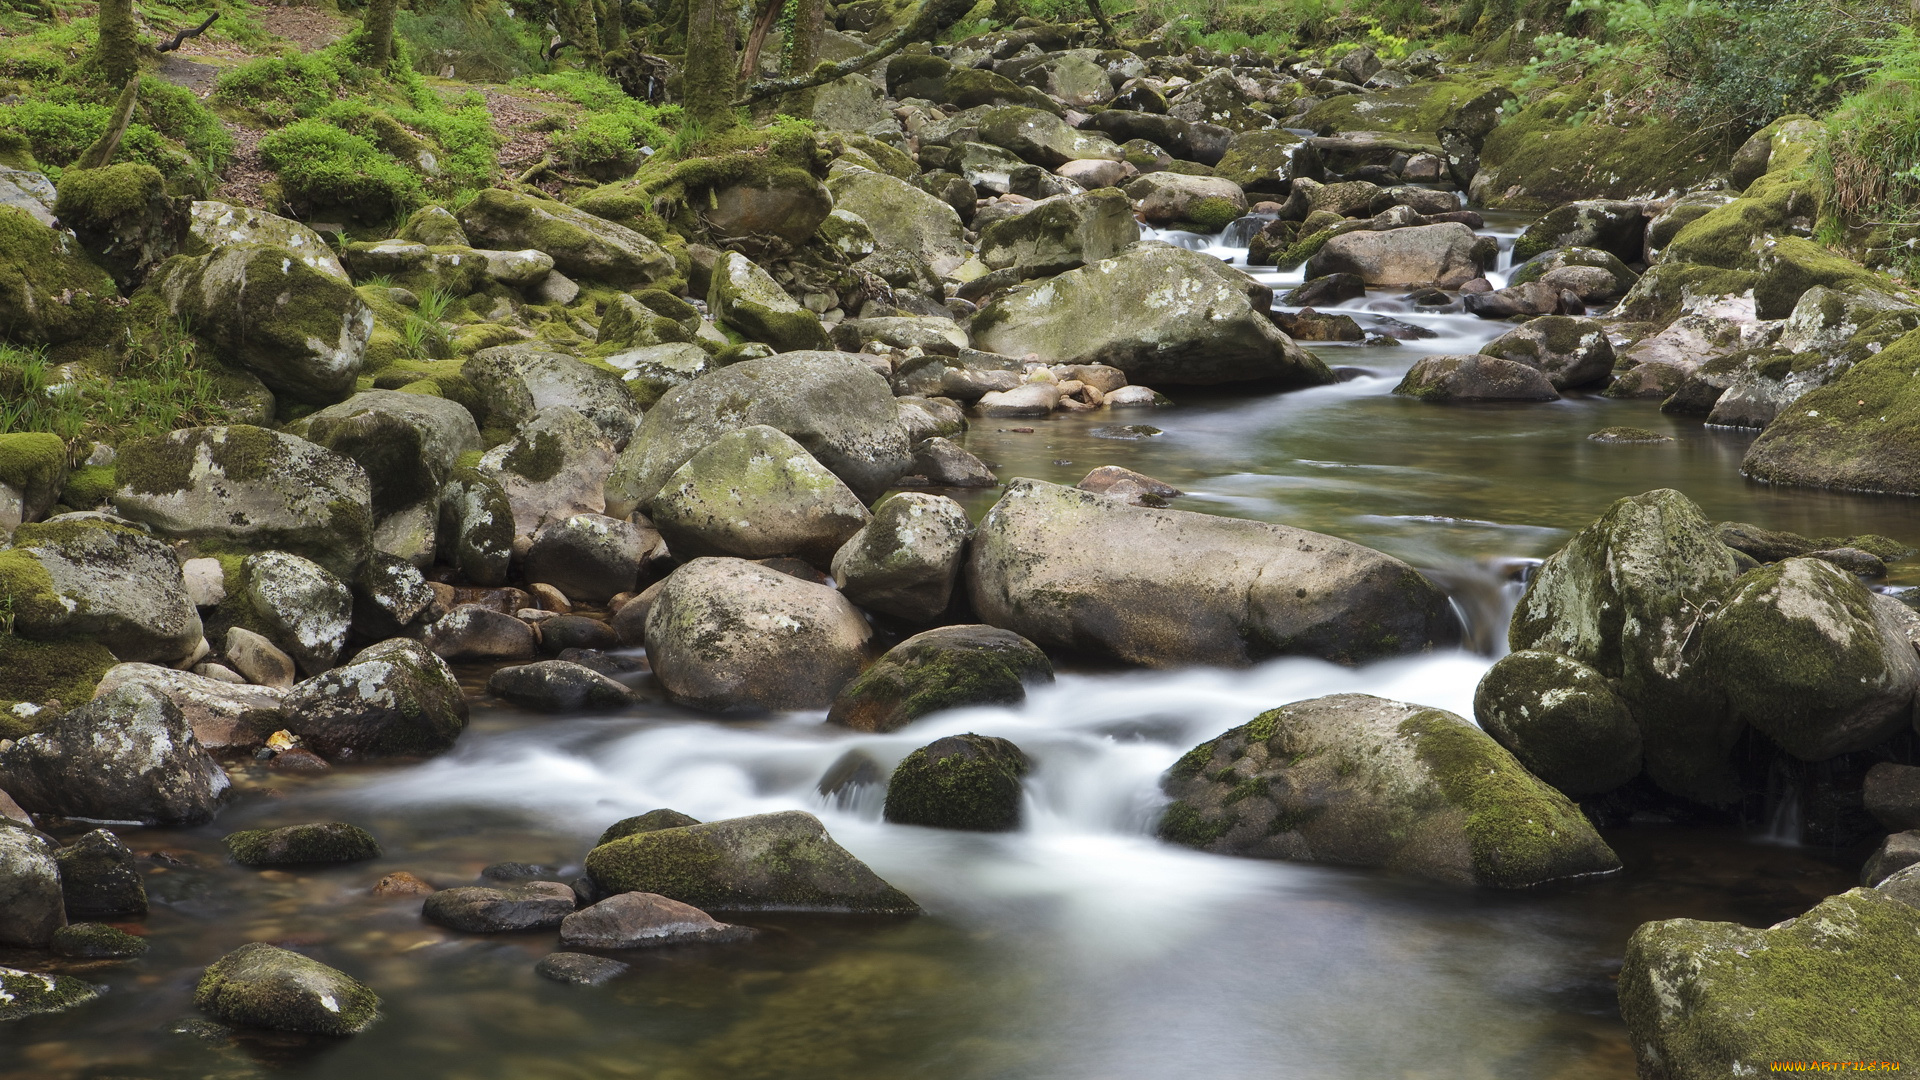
3;215;1906;1079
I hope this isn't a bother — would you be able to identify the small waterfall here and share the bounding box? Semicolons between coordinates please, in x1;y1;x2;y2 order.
1760;759;1804;846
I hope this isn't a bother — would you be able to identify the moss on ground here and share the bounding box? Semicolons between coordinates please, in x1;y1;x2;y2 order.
0;634;117;733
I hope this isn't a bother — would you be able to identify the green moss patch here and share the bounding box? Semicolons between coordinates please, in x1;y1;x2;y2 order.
0;634;117;734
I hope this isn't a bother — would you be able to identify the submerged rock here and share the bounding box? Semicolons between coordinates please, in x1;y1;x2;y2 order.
487;661;634;712
1158;693;1622;888
423;881;577;932
0;682;229;824
225;822;381;866
195;942;380;1035
535;952;630;985
884;733;1032;832
828;626;1053;734
1393;354;1560;402
51;922;147;959
0;965;102;1022
559;891;752;948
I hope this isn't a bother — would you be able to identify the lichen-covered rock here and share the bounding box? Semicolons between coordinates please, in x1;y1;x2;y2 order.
241;551;352;677
522;513;665;604
52;163;190;289
1393;354;1560;403
1477;316;1616;390
826;167;971;279
970;243;1333;387
1158;693;1622;887
652;425;871;568
487;660;634;711
1510;489;1744;806
977;106;1123;167
1507;246;1638;299
583;810;919;913
437;466;513;587
279;638;467;758
1213;129;1313;195
225;822;380;866
1125;172;1248;229
828;625;1052;734
0;965;102;1022
1473;650;1641;797
0;205;126;346
1619;889;1920;1078
56;828;146;919
465;345;640;445
0;431;67;530
1511;200;1647;264
51;921;147;959
644;558;870;712
1742;328;1920;495
977;188;1140;277
475;406;617;553
1699;558;1920;761
1306;223;1487;288
0;682;230;824
286;391;481;519
93;662;286;752
605;352;913;516
559;891;751;948
970;479;1459;667
187;201;346;280
0;826;63;947
830;492;972;623
195;942;380;1035
152;242;371;406
111;426;373;579
457;189;674;287
0;519;204;664
884;733;1031;832
707;252;831;352
603;342;714;410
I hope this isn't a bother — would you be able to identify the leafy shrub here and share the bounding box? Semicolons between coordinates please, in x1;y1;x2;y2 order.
211;51;345;122
396;0;549;81
258;119;425;219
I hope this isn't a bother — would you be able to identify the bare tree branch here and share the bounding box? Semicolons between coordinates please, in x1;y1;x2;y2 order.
156;12;219;53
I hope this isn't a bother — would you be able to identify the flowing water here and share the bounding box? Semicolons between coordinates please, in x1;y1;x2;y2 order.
5;218;1905;1079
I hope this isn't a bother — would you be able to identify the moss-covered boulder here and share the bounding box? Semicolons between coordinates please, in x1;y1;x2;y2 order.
1507;246;1639;298
196;942;380;1035
0;825;63;947
0;636;116;732
54;162;190;289
0;965;102;1021
1742;328;1920;495
0;519;204;665
883;733;1031;832
464;344;639;445
0;681;230;824
0;205;125;347
1392;353;1560;403
474;405;617;552
279;638;467;758
1477;317;1616;391
436;466;514;586
1298;78;1515;142
650;424;870;568
240;551;351;677
1510;489;1744;806
644;557;871;712
598;808;701;846
971;243;1333;387
225;822;381;866
458;189;674;288
978;188;1140;278
1698;558;1920;761
1471;90;1727;210
583;809;919;913
188;201;347;280
1619;889;1920;1077
829;492;972;623
1124;172;1247;230
1510;200;1647;265
0;432;68;530
286;390;481;520
56;828;146;919
111;426;372;579
976;106;1123;168
707;252;832;353
51;922;147;959
968;479;1460;668
1158;693;1621;887
825;167;970;280
1213;129;1314;195
603;342;714;410
1473;650;1641;798
828;625;1052;734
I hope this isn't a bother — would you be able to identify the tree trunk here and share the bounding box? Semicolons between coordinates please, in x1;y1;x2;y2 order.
783;0;827;76
89;0;142;87
1085;0;1118;48
77;74;141;170
361;0;398;67
738;0;783;81
683;0;740;129
555;0;605;69
738;0;973;105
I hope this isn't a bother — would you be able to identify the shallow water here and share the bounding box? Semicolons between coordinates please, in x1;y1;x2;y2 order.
3;220;1903;1078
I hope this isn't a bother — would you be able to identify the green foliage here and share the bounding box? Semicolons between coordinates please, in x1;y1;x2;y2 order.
517;70;681;178
212;51;352;124
397;0;550;81
1822;27;1920;274
0;76;227;184
402;287;457;359
258;119;426;218
0;321;233;445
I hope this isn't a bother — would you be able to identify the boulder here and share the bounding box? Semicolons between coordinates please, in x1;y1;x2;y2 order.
241;551;352;677
424;604;538;663
1477;316;1615;390
464;345;639;446
225;822;381;866
1392;354;1560;403
706;172;834;246
644;558;870;712
1742;329;1920;495
0;681;228;824
54;161;191;289
1698;558;1920;761
1510;200;1646;264
830;492;971;623
351;552;437;640
1619;889;1920;1077
286;391;481;519
111;426;372;579
1865;762;1920;832
1507;246;1638;300
598;808;702;845
437;466;514;586
188;201;346;280
968;479;1460;667
1464;281;1585;319
0;166;58;227
977;106;1123;168
825;167;970;279
1473;650;1642;797
833;316;968;356
0;826;63;947
583;810;919;913
1158;694;1622;887
423;881;577;932
1306;223;1485;287
977;188;1140;277
398;205;469;247
911;437;997;487
707;251;831;352
0;520;203;664
225;627;296;689
0;965;102;1022
56;829;146;919
606;352;913;516
0;431;66;529
970;243;1333;387
0;205;123;347
602;342;714;410
522;513;665;604
487;661;634;711
649;425;871;568
475;406;617;552
457;189;675;287
92;663;285;752
1124;173;1248;230
559;891;752;948
1864;832;1920;886
828;625;1052;734
1213;129;1314;195
884;733;1031;832
279;638;468;758
196;942;380;1035
52;923;147;959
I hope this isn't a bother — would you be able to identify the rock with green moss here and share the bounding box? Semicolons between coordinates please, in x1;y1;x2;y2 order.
597;294;695;353
93;662;286;752
1753;236;1889;321
707;252;832;353
1645;192;1738;259
644;557;871;712
399;205;468;247
239;551;351;677
1510;200;1647;265
55;162;189;289
56;828;146;918
2;519;205;665
0;965;102;1021
1742;328;1920;495
1473;650;1641;797
1159;693;1620;886
1619;888;1920;1077
826;167;970;280
1213;129;1313;195
971;243;1332;387
977;106;1122;168
1300;78;1514;142
583;809;919;913
883;733;1031;832
0;166;56;225
605;351;913;517
111;426;373;579
465;344;639;444
1309;223;1488;289
475;405;616;553
602;344;714;412
0;636;117;731
1508;246;1639;298
1478;317;1616;390
0;681;230;824
0;825;63;946
436;466;513;586
828;625;1051;734
830;492;972;623
51;921;147;959
1124;172;1247;230
1698;558;1920;761
287;391;481;520
0;431;69;530
196;941;380;1035
279;638;467;758
1393;354;1560;403
226;822;381;866
1471;90;1724;210
651;425;870;568
458;189;674;288
599;809;702;846
978;188;1139;278
187;201;347;280
1510;489;1744;806
0;205;125;346
969;479;1460;668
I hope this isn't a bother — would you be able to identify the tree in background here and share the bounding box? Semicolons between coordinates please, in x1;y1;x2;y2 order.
88;0;141;85
359;0;399;66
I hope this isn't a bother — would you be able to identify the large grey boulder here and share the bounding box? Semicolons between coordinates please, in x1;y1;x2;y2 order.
707;252;831;352
603;341;714;410
111;426;372;578
1477;316;1615;390
285;390;481;518
0;826;63;947
475;406;617;553
969;479;1459;667
650;425;871;568
3;521;203;664
828;625;1052;733
457;189;675;287
969;243;1334;387
196;942;380;1035
1124;172;1248;228
830;492;972;622
522;513;666;604
977;188;1140;278
424;604;538;663
1473;650;1642;797
1511;199;1646;264
241;551;352;677
437;466;514;586
0;682;230;824
464;345;640;445
1306;223;1487;288
1392;354;1560;403
977;106;1123;167
1158;694;1622;887
583;810;919;912
1619;889;1920;1077
644;558;871;712
151;242;371;406
826;167;971;279
605;352;913;517
93;663;286;752
279;638;468;758
187;201;346;280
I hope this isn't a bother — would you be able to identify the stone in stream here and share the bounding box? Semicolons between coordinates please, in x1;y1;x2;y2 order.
240;551;353;676
559;891;753;948
1510;200;1647;264
830;493;973;623
372;871;436;898
536;617;621;655
0;825;64;947
1477;316;1615;390
51;922;148;959
1305;223;1489;288
598;809;701;846
910;437;998;488
1472;651;1642;798
968;479;1460;668
225;822;382;866
487;661;635;712
828;626;1054;734
1863;831;1920;886
883;733;1032;833
1587;427;1671;444
195;942;381;1035
423;881;578;932
583;810;920;913
0;682;230;824
522;513;667;605
1463;281;1585;319
1158;694;1622;887
280;638;468;758
1618;889;1920;1077
649;425;873;568
425;604;539;663
1393;354;1560;403
536;952;630;986
1865;763;1920;831
57;828;148;919
0;966;103;1022
1507;247;1639;300
1125;173;1248;229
